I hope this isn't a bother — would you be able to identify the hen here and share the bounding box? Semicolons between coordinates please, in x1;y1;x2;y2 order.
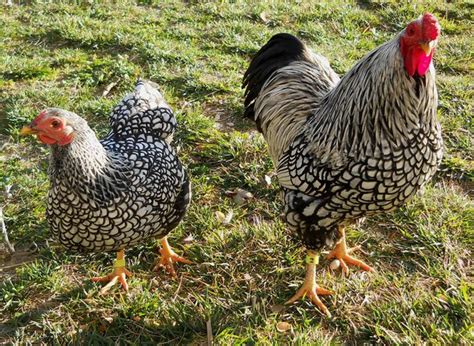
21;80;191;293
243;14;443;315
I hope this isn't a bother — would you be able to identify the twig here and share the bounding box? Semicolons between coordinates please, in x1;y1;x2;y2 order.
206;318;213;346
0;259;35;272
102;81;118;97
172;274;184;301
1;185;15;253
0;207;15;253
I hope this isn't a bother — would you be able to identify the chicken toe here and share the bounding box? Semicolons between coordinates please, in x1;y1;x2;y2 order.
91;249;132;294
327;227;374;275
153;237;192;277
285;251;333;317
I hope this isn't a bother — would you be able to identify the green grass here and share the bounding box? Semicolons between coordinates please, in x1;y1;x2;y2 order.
0;1;473;344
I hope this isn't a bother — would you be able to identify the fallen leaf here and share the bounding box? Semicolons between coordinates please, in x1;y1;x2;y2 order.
248;214;262;226
276;321;292;333
98;323;107;333
102;81;117;97
270;304;285;313
103;316;114;323
259;12;269;24
223;210;233;225
330;259;341;270
215;211;226;223
264;174;272;186
183;234;194;244
215;210;234;224
225;188;254;205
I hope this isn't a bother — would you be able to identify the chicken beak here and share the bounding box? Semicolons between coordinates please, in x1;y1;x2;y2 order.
20;124;38;136
420;41;435;56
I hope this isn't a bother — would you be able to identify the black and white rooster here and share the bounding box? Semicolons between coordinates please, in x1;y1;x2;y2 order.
243;13;443;316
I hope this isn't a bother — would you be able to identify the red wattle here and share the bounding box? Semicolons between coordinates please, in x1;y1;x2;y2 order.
404;46;433;77
417;51;432;76
57;133;75;146
38;134;57;145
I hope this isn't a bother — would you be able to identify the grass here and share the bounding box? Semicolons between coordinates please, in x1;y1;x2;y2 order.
0;1;473;344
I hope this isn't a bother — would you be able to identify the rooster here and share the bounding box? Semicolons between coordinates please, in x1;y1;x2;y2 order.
21;80;191;293
243;13;443;316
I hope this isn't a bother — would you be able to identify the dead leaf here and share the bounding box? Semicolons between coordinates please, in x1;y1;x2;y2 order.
223;210;233;224
276;321;292;333
270;304;285;313
98;323;107;333
264;175;272;186
103;316;113;323
225;188;254;205
102;81;117;97
182;234;194;244
215;210;233;224
259;12;269;24
247;214;262;226
215;211;226;223
329;259;341;270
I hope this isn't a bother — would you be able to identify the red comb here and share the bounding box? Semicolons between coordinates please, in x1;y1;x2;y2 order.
32;110;48;125
422;13;440;40
36;110;47;119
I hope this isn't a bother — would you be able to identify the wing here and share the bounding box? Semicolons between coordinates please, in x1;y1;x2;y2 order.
277;134;347;198
253;55;340;163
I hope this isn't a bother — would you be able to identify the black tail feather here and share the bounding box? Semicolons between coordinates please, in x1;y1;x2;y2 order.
242;33;307;129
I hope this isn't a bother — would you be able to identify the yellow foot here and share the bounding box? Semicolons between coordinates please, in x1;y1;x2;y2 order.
286;281;333;317
285;251;333;317
91;266;132;294
327;227;374;275
153;237;192;277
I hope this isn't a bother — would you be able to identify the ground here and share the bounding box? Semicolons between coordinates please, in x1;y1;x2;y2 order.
0;1;472;344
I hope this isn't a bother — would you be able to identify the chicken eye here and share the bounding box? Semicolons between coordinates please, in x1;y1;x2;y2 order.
407;26;416;36
51;120;61;128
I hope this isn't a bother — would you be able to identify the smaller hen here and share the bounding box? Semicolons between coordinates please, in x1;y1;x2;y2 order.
21;80;191;293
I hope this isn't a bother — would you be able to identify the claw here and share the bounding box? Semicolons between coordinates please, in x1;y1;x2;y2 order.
285;251;333;317
153;237;191;277
91;250;132;294
286;283;333;316
92;267;132;294
327;228;374;275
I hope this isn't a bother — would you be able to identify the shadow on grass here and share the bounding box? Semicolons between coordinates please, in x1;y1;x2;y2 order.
0;285;85;338
0;266;210;344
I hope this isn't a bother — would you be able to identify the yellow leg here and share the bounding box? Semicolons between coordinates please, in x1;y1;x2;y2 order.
327;226;374;275
153;237;192;277
285;251;333;317
91;249;132;294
